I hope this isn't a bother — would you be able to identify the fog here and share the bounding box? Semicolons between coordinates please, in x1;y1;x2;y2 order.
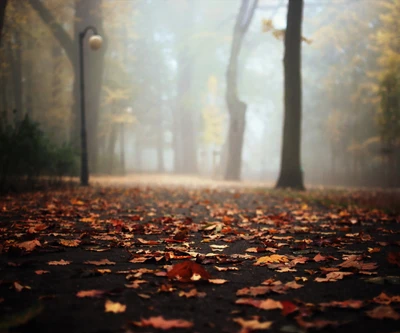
1;0;399;189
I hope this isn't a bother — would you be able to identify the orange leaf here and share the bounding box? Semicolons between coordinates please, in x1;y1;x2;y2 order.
76;290;105;298
254;255;288;266
48;259;71;266
84;259;116;266
366;305;400;320
236;298;282;310
134;316;193;329
233;317;273;331
104;299;126;313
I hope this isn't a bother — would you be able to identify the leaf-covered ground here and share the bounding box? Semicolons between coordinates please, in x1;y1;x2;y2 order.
0;183;399;333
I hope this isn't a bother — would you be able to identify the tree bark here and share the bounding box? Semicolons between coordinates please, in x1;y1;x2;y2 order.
0;0;8;44
275;0;305;190
224;0;258;180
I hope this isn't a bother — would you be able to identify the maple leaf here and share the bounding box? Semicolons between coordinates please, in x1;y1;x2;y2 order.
104;299;126;313
166;261;211;282
236;298;283;310
254;254;289;266
233;317;273;331
133;316;193;330
48;259;71;265
84;259;116;266
366;305;400;320
76;290;105;298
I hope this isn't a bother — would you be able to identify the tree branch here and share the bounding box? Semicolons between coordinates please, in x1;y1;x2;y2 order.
27;0;75;65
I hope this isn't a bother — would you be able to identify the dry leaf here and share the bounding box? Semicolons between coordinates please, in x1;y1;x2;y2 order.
125;280;147;289
366;305;400;320
254;254;289;266
14;282;31;292
208;279;228;284
76;290;105;298
178;289;206;298
133;316;193;329
104;299;126;313
236;298;283;310
167;261;211;282
233;317;273;331
16;239;41;252
84;259;116;266
315;271;353;282
35;270;50;275
48;259;71;266
60;239;81;247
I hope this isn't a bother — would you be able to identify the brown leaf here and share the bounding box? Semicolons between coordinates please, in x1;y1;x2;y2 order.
14;282;31;292
313;253;326;262
166;261;211;282
373;292;400;305
16;239;41;252
178;289;206;298
124;280;148;289
233;317;273;331
236;286;271;297
84;259;116;266
366;305;400;320
104;299;126;313
236;298;283;310
48;259;71;266
76;290;105;298
254;255;289;266
133;316;193;329
319;300;364;309
60;239;81;247
208;279;228;284
315;271;353;282
35;270;50;275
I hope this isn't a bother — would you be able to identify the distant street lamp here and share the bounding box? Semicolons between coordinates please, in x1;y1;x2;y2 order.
79;26;103;186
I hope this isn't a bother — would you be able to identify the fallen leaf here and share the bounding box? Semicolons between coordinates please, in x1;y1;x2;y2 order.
236;286;271;297
125;280;147;289
15;239;41;252
178;289;206;298
373;292;400;305
233;317;273;331
387;252;400;267
104;299;126;313
208;279;228;284
315;271;353;282
366;305;400;320
254;254;289;266
60;239;81;247
214;266;239;271
48;259;71;266
319;300;364;309
313;253;326;262
133;316;193;329
13;282;31;292
167;261;211;282
35;270;50;275
76;290;105;298
236;298;283;310
84;259;116;266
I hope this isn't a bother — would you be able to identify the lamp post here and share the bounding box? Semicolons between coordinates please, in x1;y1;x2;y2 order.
79;26;102;186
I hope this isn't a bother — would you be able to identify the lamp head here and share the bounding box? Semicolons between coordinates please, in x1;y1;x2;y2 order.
88;35;103;50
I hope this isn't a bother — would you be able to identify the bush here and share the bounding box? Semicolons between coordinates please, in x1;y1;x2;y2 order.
0;114;78;192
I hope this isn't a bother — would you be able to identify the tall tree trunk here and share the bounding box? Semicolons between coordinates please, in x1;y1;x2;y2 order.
8;32;23;122
275;0;305;190
224;0;258;181
0;0;7;43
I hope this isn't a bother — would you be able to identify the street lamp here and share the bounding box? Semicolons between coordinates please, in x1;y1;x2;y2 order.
79;26;103;186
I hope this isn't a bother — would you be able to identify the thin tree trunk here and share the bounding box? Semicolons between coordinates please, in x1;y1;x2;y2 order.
275;0;305;190
224;0;258;181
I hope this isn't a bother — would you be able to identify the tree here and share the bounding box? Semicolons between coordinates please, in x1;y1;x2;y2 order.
224;0;258;181
275;0;305;190
28;0;106;174
0;0;8;42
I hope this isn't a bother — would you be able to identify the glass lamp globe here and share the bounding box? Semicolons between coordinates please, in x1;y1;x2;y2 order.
88;35;103;50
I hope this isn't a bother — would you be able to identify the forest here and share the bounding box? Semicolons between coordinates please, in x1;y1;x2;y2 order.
0;0;399;190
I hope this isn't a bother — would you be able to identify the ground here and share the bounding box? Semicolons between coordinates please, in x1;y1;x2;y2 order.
0;176;399;333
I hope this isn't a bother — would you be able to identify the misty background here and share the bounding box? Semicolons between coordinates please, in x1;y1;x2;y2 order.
0;0;399;189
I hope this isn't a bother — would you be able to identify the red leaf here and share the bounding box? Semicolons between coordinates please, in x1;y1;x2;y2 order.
166;261;211;282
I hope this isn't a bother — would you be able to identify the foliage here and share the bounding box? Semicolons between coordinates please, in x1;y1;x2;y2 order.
0;114;78;191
